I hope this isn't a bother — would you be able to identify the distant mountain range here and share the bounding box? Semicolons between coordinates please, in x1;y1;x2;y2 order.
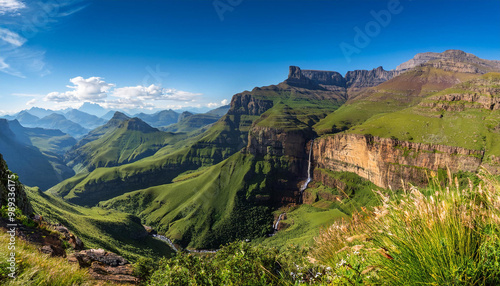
1;105;229;139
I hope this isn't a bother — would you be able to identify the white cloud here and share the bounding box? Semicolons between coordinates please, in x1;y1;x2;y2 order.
112;84;163;100
112;84;201;102
68;76;114;100
43;78;204;111
0;56;24;77
0;57;8;70
207;102;219;108
207;99;230;109
0;28;26;47
26;98;36;105
44;76;114;102
45;91;75;102
0;0;25;14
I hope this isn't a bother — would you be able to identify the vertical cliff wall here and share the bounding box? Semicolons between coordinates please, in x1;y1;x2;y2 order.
312;134;484;189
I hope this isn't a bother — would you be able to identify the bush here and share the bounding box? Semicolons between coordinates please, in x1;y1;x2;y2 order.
147;241;332;285
133;257;157;281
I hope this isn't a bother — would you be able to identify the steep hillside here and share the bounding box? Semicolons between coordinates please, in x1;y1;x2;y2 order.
161;113;220;133
0;153;32;215
0;121;74;189
26;187;174;261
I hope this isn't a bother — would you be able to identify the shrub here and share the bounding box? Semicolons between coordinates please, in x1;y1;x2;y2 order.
147;241;332;285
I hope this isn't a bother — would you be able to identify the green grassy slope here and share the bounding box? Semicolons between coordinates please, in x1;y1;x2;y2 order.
314;66;480;135
65;117;183;173
100;152;275;249
26;187;174;262
348;73;500;158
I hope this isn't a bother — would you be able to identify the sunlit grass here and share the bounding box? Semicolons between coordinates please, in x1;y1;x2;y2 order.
0;231;93;285
313;169;500;285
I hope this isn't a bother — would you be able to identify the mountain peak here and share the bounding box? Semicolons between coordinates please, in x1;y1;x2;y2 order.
396;50;500;73
122;118;159;133
111;111;130;121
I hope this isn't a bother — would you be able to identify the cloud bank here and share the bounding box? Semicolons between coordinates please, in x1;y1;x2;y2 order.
44;76;203;110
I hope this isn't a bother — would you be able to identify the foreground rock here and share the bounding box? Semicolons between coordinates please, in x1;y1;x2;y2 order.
69;249;139;284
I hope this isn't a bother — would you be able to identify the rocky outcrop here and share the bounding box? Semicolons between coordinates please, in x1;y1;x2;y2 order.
421;93;500;111
247;126;313;176
345;66;400;93
229;92;274;116
286;65;400;98
397;49;500;73
313;133;484;189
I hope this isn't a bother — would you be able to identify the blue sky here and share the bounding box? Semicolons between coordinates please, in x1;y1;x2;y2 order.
0;0;499;114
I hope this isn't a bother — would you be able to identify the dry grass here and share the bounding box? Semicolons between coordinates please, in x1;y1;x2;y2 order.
313;169;500;285
0;230;118;286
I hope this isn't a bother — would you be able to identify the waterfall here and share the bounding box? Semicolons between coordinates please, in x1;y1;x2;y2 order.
300;139;314;192
274;213;285;231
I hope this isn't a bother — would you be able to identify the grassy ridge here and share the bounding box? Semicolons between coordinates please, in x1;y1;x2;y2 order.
314;66;479;135
348;73;500;157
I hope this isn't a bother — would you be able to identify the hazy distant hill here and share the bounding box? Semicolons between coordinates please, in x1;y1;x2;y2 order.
65;109;107;130
133;109;179;127
0;119;75;189
36;113;89;138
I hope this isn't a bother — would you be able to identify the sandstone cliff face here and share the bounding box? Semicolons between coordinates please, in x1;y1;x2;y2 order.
312;134;484;189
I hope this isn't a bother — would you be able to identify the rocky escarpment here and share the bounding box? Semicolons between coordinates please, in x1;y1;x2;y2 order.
229;92;274;116
247;126;313;176
288;66;347;94
421;93;500;112
397;49;500;73
312;133;485;189
420;76;500;111
286;65;400;98
345;66;400;94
